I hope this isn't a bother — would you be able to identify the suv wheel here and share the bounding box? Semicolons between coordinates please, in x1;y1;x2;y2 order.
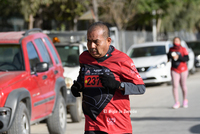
190;65;196;74
69;97;82;122
7;102;30;134
46;93;66;134
167;81;172;86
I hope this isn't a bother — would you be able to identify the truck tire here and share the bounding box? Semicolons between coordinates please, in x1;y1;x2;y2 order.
46;94;66;134
69;97;82;122
7;102;30;134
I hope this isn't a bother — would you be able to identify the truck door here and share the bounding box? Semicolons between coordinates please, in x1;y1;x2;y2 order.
33;38;55;113
26;41;47;120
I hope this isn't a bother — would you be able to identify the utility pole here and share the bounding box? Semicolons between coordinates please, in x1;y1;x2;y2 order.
29;14;34;30
93;0;99;22
152;10;157;42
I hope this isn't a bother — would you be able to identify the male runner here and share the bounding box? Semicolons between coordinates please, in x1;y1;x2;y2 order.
71;22;145;134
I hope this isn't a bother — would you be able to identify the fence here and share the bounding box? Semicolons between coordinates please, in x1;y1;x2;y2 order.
118;30;197;53
46;29;198;53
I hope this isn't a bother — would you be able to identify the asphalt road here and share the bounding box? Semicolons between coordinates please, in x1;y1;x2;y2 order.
31;69;200;134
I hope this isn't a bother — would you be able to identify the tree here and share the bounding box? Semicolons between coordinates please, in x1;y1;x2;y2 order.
97;0;178;31
20;0;67;29
0;0;90;30
33;0;89;30
98;0;140;30
161;0;200;32
52;0;89;30
0;0;22;31
126;0;182;32
1;0;200;32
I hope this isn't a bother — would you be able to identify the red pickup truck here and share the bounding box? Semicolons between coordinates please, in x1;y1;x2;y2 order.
0;29;67;134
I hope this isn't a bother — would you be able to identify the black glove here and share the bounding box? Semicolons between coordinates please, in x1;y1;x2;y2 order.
100;73;120;91
71;81;82;97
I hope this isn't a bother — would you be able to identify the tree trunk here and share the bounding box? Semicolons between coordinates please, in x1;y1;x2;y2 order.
157;18;162;34
93;0;99;22
73;18;77;31
29;14;34;30
35;8;43;29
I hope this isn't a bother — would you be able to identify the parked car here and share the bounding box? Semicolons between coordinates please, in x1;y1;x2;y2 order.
186;41;200;68
47;32;87;122
181;41;196;74
0;29;67;134
126;40;195;85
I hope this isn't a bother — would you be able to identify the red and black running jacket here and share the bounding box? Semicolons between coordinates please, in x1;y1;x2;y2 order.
167;45;189;73
77;46;145;134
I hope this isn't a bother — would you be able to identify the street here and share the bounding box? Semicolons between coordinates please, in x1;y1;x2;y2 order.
31;70;200;134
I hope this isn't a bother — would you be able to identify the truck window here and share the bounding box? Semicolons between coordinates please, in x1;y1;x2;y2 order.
0;44;24;71
44;37;59;64
34;38;53;67
27;42;40;72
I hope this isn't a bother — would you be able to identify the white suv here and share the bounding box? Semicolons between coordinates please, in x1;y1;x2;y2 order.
127;40;195;85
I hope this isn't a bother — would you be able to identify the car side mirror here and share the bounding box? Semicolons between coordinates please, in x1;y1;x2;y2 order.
35;62;49;72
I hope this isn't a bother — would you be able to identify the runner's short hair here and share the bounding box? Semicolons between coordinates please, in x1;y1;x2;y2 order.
173;37;181;42
87;22;110;39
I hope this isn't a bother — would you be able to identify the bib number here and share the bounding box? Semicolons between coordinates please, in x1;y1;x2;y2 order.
84;75;103;87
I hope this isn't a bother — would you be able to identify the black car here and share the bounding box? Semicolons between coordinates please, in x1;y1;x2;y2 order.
186;41;200;68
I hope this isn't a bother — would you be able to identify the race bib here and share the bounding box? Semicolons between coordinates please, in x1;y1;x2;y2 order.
84;75;103;87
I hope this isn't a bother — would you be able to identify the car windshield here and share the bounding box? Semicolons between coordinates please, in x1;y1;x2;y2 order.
0;44;24;71
130;45;166;58
55;45;79;67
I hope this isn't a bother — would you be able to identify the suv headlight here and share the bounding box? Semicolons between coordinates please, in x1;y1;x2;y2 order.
148;62;167;71
65;77;73;89
196;55;200;60
155;62;167;68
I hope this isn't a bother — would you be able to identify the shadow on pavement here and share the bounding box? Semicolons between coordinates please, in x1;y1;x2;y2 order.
131;106;173;109
189;124;200;133
67;116;85;124
131;117;200;122
144;83;163;87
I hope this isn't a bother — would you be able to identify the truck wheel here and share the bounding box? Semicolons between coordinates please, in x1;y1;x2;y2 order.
69;97;82;122
7;102;30;134
46;94;66;134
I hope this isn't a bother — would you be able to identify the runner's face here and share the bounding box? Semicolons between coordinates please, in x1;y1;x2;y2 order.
173;38;181;45
87;28;111;58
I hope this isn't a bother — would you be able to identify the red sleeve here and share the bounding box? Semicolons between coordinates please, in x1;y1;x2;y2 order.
120;56;144;85
183;47;188;55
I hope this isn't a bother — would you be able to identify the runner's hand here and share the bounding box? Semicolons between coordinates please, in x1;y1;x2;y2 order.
100;73;120;91
71;81;82;97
